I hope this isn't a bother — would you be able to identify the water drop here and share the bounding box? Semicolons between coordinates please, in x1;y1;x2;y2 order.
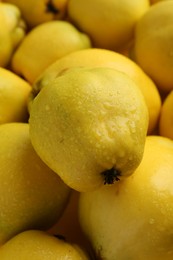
149;218;155;224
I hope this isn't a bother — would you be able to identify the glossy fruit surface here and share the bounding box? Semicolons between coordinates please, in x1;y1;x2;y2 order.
29;66;148;192
0;230;90;259
32;48;161;134
79;135;173;260
0;122;70;245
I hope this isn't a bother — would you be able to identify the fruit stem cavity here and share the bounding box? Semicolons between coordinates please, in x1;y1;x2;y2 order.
46;0;59;14
102;167;121;185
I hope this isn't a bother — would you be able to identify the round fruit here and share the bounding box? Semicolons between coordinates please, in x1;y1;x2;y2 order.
67;0;149;51
3;0;68;28
133;1;173;92
0;230;90;259
0;6;13;67
79;135;173;260
29;66;148;192
32;48;161;134
0;2;26;67
0;67;31;124
0;2;26;49
0;122;70;245
11;20;91;83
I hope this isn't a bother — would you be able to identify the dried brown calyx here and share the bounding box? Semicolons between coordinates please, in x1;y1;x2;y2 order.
102;167;121;185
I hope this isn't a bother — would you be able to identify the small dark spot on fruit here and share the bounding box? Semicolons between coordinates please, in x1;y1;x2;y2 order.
102;167;121;185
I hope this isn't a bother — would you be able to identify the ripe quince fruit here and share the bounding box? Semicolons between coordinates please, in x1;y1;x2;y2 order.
29;67;148;192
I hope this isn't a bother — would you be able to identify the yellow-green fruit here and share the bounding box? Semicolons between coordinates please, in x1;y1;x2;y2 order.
67;0;149;51
3;0;68;28
0;7;13;67
11;20;91;84
133;1;173;92
29;67;148;192
79;136;173;260
0;67;31;124
0;123;70;245
0;230;90;260
32;48;161;134
0;2;26;49
0;2;26;67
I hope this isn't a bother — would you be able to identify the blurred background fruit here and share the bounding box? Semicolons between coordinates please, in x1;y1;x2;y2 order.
67;0;150;51
0;12;12;67
0;67;31;124
3;0;68;28
0;2;26;67
0;123;71;245
133;1;173;93
0;230;90;259
11;20;91;83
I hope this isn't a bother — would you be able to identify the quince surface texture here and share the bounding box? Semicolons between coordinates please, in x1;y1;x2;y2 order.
0;230;89;260
0;123;70;245
29;67;148;192
79;135;173;260
33;48;161;134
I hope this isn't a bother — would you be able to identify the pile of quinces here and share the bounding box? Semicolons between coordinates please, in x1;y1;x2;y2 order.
0;0;173;259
